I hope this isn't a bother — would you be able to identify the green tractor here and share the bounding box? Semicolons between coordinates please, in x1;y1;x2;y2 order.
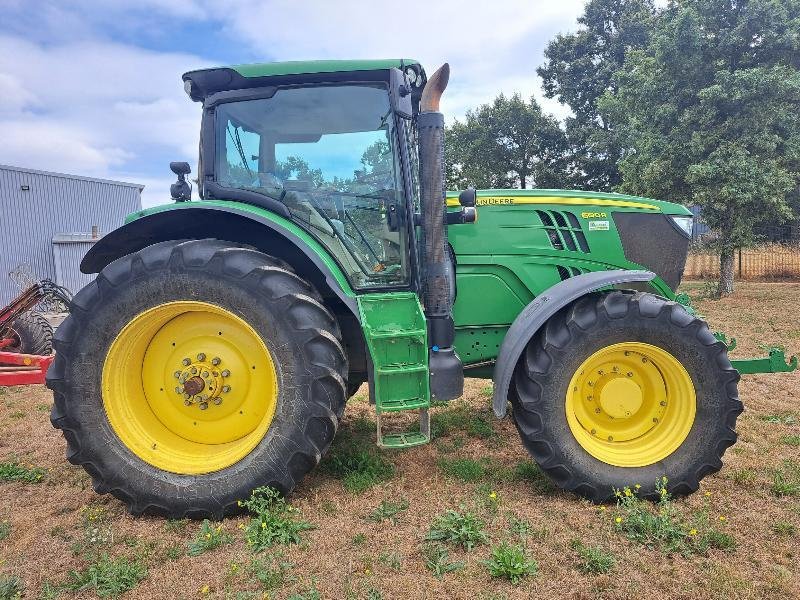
47;60;796;518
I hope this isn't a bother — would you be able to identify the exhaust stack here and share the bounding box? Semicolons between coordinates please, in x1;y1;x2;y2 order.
417;63;463;401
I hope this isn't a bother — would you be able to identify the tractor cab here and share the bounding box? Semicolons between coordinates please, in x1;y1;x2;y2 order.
183;60;429;292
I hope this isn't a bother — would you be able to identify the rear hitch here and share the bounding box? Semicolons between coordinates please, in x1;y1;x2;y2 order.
731;347;798;375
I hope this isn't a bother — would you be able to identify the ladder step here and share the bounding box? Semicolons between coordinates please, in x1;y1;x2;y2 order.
378;398;429;412
377;408;430;449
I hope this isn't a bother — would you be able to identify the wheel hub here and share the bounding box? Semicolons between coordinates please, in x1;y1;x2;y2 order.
173;354;232;409
598;377;642;419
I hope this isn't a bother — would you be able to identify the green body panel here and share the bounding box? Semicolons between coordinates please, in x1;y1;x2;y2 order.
445;190;680;367
231;59;420;79
731;349;798;375
126;200;356;297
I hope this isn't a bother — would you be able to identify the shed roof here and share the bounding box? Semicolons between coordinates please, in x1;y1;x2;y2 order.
0;164;145;191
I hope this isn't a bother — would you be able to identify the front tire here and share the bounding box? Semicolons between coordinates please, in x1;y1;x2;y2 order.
511;291;742;502
9;311;53;355
48;239;347;518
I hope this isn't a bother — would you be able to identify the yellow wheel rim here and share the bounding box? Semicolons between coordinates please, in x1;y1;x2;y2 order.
565;342;696;467
102;301;278;475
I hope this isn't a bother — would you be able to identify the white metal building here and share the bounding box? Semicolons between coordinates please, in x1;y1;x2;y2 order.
0;164;143;304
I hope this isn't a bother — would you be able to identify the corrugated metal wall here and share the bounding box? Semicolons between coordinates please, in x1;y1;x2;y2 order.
0;165;142;304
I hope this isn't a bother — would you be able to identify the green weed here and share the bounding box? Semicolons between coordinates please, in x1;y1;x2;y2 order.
438;457;486;482
367;499;408;524
0;575;22;600
431;405;494;439
426;509;488;550
571;540;615;574
421;543;464;578
0;461;44;483
164;518;188;534
506;514;532;539
377;551;402;571
9;411;25;419
249;555;293;591
771;521;797;537
731;467;758;486
187;520;232;556
772;461;800;496
475;484;501;514
484;542;538;584
511;460;555;492
351;533;366;546
240;487;314;552
612;479;735;555
0;521;10;542
780;434;800;447
66;554;146;598
320;424;394;493
759;412;797;425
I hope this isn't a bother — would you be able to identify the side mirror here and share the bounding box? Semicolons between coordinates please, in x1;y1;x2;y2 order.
170;162;191;177
458;187;476;207
389;68;413;119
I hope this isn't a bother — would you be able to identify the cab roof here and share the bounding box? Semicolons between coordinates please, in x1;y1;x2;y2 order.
183;59;423;102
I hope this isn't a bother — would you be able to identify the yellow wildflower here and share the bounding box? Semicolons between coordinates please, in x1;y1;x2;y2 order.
718;516;727;522
201;585;210;595
204;533;211;540
689;529;698;536
599;505;607;511
704;491;711;497
634;484;641;490
489;491;497;500
216;525;222;533
238;523;245;530
624;488;632;497
615;516;623;524
261;521;267;529
365;568;371;575
237;500;243;507
230;563;239;573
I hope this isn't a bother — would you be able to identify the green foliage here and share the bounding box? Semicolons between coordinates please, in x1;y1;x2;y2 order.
66;554;146;598
351;533;366;546
437;457;486;482
602;0;800;293
248;555;293;591
430;404;494;439
240;487;314;552
760;412;797;425
0;575;21;600
420;543;464;578
377;551;402;571
780;434;800;447
0;461;44;483
426;509;488;551
446;94;572;191
571;540;616;574
538;0;656;190
771;521;797;537
320;422;395;493
612;478;735;555
367;499;408;525
0;520;10;542
511;460;555;492
484;542;538;584
772;461;800;497
187;520;232;556
506;514;532;539
164;518;188;534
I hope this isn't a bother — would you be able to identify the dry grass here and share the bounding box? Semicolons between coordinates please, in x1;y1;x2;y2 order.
0;282;798;599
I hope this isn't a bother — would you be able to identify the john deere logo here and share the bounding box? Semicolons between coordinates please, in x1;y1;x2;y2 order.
581;211;608;219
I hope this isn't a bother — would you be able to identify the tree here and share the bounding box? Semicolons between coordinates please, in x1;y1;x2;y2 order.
446;93;572;191
601;0;800;295
538;0;656;190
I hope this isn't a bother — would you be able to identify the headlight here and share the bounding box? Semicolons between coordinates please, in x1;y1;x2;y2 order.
670;216;693;238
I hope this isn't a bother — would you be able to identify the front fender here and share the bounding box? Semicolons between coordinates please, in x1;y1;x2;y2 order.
491;269;656;418
82;201;358;315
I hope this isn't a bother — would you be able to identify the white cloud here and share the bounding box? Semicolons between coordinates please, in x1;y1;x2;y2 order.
0;1;588;208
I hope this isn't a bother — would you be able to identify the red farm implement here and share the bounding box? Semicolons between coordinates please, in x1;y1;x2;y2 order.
0;279;71;386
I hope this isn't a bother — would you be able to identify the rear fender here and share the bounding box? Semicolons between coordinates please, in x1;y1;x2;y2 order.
82;202;359;317
492;269;656;418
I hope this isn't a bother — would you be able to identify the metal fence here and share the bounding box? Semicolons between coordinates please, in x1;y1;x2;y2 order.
685;221;800;280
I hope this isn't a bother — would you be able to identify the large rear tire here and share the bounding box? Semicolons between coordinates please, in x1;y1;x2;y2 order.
9;311;53;355
511;291;741;502
48;239;347;518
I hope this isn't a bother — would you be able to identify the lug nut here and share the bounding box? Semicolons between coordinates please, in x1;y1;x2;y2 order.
174;371;182;379
175;386;183;394
221;369;230;378
590;428;597;435
182;358;191;366
212;397;222;405
660;401;667;407
197;353;206;361
222;385;231;393
608;436;614;441
199;402;208;410
183;393;191;400
191;367;198;374
184;399;192;406
202;370;209;378
212;357;221;366
626;372;633;377
595;408;601;414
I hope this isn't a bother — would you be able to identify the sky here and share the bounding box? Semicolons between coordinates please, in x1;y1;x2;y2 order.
0;0;588;208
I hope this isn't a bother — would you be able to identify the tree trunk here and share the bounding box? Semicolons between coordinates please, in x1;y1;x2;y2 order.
718;248;735;297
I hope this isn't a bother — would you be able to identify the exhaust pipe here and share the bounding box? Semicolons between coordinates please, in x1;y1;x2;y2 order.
417;63;463;401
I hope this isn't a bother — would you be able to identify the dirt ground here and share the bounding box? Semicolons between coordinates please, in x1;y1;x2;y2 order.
1;282;798;599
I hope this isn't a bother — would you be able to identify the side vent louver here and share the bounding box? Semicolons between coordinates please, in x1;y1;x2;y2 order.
536;210;590;253
556;265;588;281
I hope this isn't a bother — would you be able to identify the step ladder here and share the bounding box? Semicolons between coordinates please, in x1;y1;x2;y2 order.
357;292;431;449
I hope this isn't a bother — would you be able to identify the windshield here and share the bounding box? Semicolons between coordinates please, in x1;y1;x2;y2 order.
214;84;409;289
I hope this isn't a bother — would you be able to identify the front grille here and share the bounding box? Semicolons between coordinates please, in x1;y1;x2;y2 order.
536;210;590;253
613;212;689;291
